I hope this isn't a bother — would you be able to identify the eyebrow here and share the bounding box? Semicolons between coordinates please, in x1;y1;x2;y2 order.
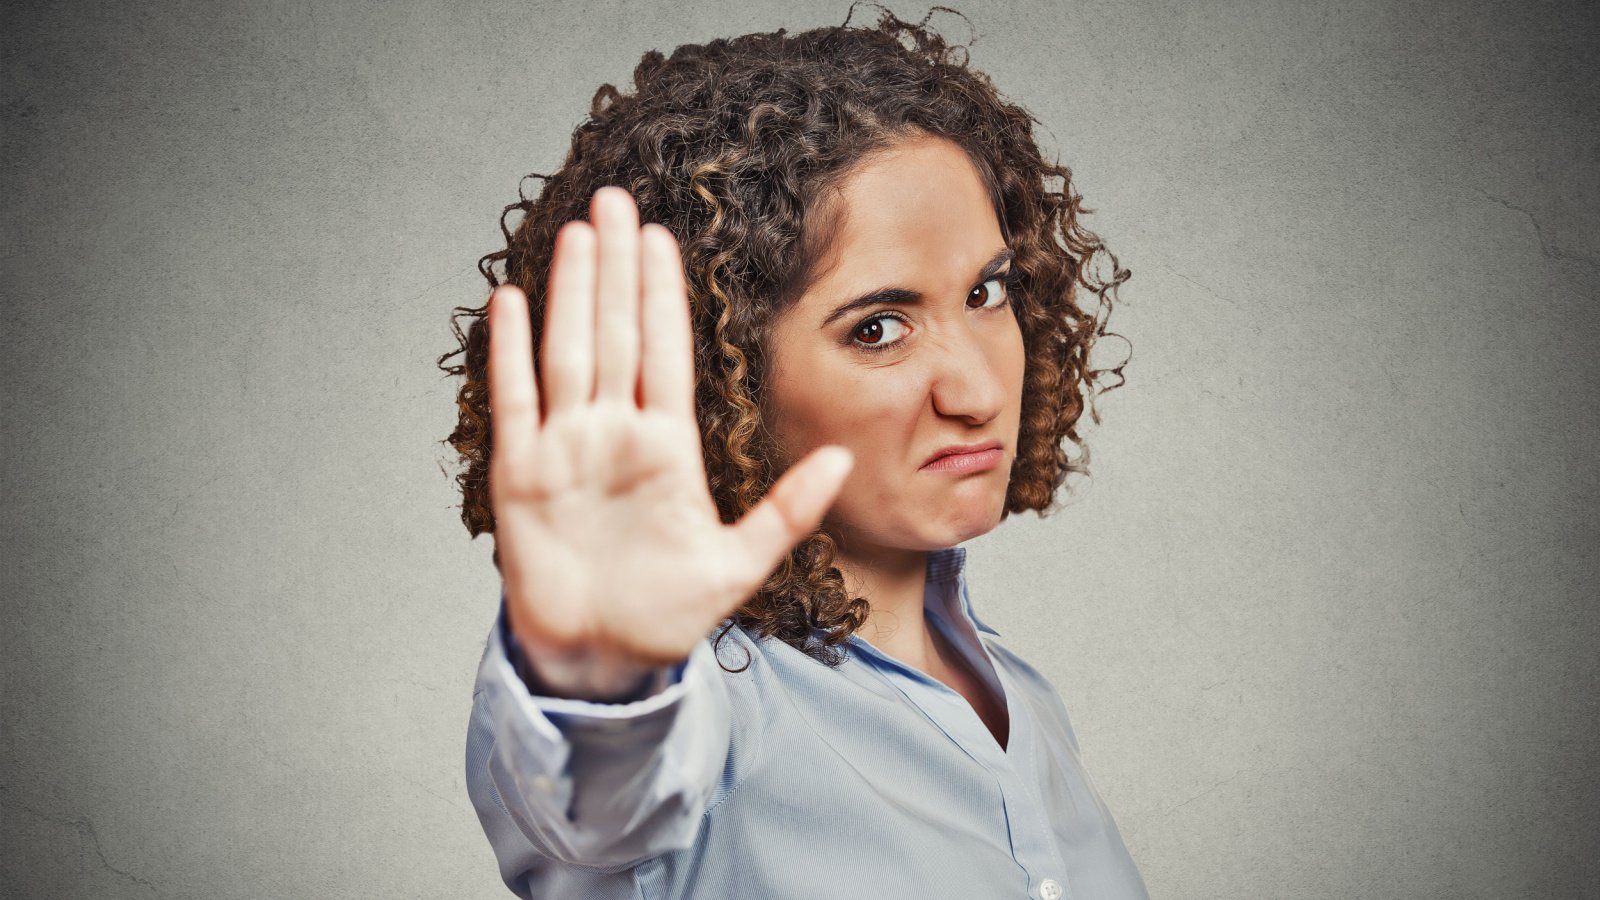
819;247;1016;329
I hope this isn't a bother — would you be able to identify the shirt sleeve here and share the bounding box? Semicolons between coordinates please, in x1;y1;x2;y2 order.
464;592;732;890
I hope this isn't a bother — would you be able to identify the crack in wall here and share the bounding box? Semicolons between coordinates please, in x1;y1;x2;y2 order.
1;794;166;898
1478;190;1600;272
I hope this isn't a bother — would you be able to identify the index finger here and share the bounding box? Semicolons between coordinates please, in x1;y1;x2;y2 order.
487;284;540;493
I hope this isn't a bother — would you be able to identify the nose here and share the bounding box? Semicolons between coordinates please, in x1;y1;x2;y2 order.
928;322;1011;426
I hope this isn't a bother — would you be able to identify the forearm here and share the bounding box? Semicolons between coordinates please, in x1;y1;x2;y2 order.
468;599;731;873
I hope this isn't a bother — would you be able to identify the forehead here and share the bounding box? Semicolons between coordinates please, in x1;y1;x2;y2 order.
800;135;1004;307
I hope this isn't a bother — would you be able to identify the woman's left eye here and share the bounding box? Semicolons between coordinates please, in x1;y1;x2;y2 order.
967;275;1012;310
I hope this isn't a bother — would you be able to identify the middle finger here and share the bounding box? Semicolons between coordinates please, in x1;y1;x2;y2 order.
591;186;642;405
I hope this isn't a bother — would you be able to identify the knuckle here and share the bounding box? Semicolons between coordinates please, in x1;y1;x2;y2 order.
494;391;533;417
544;347;580;374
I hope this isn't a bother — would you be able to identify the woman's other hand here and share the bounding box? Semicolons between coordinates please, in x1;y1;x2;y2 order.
486;186;853;701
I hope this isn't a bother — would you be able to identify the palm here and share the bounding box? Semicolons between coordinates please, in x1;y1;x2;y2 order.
497;405;735;664
487;187;852;681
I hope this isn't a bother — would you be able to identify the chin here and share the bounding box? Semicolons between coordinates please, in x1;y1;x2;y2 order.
940;504;1006;545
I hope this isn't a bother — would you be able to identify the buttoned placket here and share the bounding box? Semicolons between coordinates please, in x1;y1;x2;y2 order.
942;568;1075;900
847;570;1075;900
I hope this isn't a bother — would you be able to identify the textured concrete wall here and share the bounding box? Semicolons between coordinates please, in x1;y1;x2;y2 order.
3;1;1596;897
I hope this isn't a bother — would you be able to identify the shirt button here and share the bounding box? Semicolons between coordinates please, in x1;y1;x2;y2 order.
531;774;556;795
1039;878;1063;900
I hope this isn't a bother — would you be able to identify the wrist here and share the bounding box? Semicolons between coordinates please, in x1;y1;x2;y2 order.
502;611;658;703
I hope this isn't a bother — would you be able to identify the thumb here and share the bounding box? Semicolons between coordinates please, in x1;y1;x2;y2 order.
725;445;854;594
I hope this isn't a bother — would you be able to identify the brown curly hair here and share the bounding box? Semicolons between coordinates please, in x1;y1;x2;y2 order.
436;3;1131;671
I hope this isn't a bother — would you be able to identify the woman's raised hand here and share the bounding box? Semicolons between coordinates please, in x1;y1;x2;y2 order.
487;186;853;701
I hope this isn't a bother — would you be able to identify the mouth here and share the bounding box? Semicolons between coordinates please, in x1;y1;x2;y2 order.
920;439;1005;473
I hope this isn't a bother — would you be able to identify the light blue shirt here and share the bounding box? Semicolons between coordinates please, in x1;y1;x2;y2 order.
465;545;1149;899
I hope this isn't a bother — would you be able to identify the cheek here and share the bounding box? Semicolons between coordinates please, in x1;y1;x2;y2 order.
781;380;927;523
836;374;926;448
1001;323;1027;408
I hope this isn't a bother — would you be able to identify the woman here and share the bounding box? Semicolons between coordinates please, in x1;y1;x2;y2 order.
440;8;1144;898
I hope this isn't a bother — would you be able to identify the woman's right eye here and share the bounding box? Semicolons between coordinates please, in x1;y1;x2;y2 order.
850;312;911;352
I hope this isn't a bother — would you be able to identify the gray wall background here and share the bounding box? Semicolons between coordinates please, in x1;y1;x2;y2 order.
3;0;1596;897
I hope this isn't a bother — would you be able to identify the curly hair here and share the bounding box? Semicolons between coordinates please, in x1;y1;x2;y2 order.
436;3;1131;672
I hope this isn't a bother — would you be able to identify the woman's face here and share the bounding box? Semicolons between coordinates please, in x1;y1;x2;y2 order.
764;134;1026;558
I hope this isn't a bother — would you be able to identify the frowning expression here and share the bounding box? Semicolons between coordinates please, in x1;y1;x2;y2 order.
764;133;1026;555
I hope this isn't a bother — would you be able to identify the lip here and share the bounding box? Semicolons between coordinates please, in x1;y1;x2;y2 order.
920;439;1004;470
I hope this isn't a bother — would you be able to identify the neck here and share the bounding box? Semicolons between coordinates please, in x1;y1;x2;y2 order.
834;541;934;671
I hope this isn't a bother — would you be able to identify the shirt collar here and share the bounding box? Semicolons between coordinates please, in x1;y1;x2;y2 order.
925;545;1002;637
